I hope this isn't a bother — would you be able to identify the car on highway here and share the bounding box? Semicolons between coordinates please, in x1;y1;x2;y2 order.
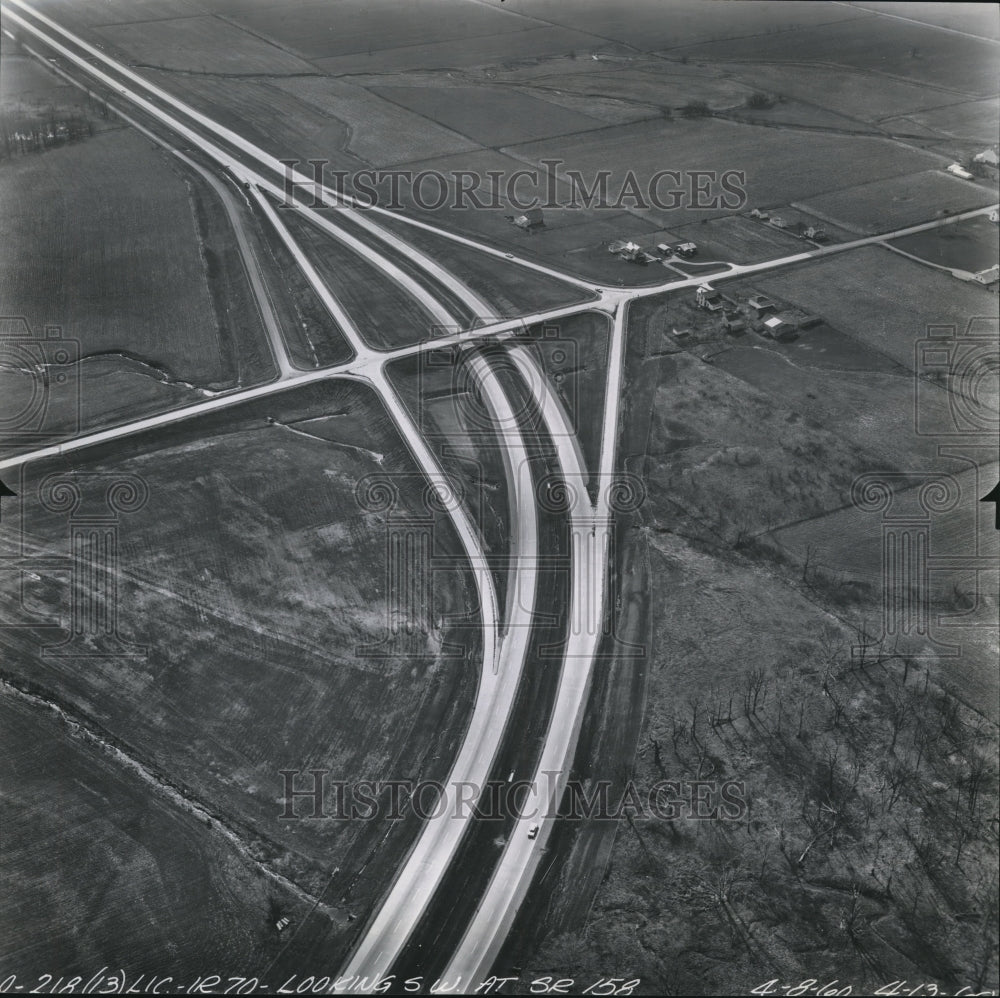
527;825;539;840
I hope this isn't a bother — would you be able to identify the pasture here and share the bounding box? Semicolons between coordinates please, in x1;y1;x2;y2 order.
677;13;1000;98
499;0;867;52
372;212;592;319
0;693;297;979
898;98;1000;146
669;214;806;264
94;15;315;74
796;169;996;235
742;246;997;371
227;0;534;61
0;123;263;447
371;84;606;148
0;127;230;386
280;205;440;351
272;76;478;169
312;25;610;76
891;214;1000;274
719;61;963;122
0;378;479;911
509;116;941;228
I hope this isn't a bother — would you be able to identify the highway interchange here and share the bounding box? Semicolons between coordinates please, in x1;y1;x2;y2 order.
1;0;997;991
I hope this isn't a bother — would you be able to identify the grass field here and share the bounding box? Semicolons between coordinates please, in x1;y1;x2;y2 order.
385;349;515;629
94;15;316;74
890;214;1000;274
0;83;275;451
33;0;209;28
710;336;942;470
521;309;611;489
146;73;360;171
250;198;355;367
676;14;1000;98
0;58;228;386
0;379;479;917
227;0;537;61
270;76;478;168
311;25;612;76
500;0;868;51
509;116;941;229
670;214;807;263
519;62;758;113
371;84;606;147
768;461;998;632
0;130;224;387
896;98;1000;146
0;33;112;128
520;296;998;995
279;204;441;351
371;212;592;318
621;291;898;542
851;2;1000;40
0;691;301;980
719;61;964;122
796;169;996;235
743;246;997;371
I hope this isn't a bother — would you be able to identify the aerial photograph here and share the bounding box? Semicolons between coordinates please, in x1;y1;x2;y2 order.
0;0;997;994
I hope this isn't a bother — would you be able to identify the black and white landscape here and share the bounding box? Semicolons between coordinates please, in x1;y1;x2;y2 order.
0;2;997;995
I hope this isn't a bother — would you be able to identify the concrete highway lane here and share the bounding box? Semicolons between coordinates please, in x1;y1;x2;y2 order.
436;343;614;988
384;364;574;989
335;350;540;986
246;153;549;985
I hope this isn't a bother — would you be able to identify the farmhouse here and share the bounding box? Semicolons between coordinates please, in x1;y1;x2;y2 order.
749;207;770;219
512;207;544;230
695;285;724;310
747;293;776;316
676;241;698;257
972;265;999;286
973;148;999;167
804;225;827;241
762;315;798;341
608;239;648;262
723;314;746;335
